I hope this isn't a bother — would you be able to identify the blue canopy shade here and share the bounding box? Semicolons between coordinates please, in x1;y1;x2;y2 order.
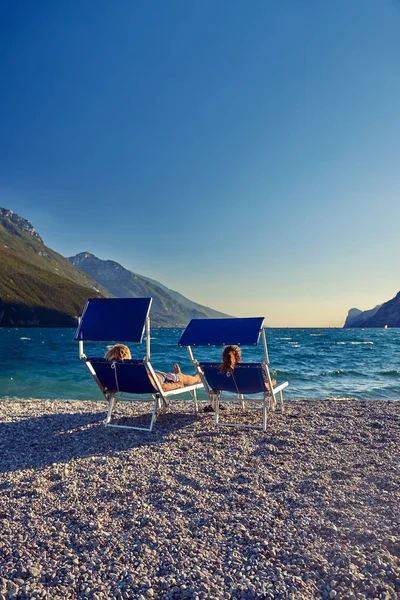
178;317;264;347
74;298;152;342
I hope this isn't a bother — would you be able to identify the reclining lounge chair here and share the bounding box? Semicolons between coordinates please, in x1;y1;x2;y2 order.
178;317;288;431
75;297;203;431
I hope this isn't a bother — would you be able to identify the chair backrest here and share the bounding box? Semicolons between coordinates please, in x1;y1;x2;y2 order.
87;358;156;394
178;317;264;347
75;298;152;342
200;362;267;394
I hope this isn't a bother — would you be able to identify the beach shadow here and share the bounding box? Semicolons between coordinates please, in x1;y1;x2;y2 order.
174;474;202;491
0;408;199;474
251;436;293;457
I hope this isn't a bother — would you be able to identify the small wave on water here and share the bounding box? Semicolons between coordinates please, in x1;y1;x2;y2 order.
19;337;31;341
380;370;400;377
336;341;373;345
331;369;364;377
272;369;310;381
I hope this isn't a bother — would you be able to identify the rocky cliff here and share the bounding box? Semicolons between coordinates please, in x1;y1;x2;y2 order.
343;305;382;328
344;293;400;328
0;207;43;242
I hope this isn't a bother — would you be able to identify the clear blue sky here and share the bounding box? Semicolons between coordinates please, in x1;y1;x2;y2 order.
1;0;400;326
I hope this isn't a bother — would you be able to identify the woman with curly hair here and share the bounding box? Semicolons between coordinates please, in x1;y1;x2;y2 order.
219;345;242;375
104;344;201;392
104;344;132;361
218;345;276;387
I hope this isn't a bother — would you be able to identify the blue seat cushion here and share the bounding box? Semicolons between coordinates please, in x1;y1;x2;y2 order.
200;362;267;394
87;358;156;394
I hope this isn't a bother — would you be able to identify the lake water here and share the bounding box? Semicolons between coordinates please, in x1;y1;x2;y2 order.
1;327;400;401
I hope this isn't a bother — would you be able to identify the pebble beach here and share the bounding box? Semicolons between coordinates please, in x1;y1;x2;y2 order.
0;399;399;600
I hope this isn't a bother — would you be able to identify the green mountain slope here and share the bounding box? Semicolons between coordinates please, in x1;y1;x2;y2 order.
69;252;230;327
0;208;107;293
0;249;104;326
0;208;105;326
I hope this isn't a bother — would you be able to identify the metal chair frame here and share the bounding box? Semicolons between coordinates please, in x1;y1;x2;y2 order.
77;300;202;432
183;325;288;432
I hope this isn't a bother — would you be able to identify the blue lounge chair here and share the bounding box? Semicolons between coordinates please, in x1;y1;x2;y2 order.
75;298;203;431
178;317;288;431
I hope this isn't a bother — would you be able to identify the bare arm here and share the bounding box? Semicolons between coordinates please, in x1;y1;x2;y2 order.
265;379;277;391
262;365;276;390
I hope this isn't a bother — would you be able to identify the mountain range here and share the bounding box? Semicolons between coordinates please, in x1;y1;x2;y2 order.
5;206;399;329
0;207;228;327
68;252;229;326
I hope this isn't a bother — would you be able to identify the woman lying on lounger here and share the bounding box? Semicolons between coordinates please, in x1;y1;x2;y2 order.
104;344;201;392
219;345;276;388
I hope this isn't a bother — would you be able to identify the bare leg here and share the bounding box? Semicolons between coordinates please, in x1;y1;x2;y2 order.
180;373;201;386
174;364;201;386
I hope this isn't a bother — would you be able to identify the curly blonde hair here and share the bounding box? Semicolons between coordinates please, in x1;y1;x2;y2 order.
104;344;131;361
219;345;242;375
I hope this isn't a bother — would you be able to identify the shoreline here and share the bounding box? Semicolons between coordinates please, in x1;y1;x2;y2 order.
1;396;400;403
0;399;399;599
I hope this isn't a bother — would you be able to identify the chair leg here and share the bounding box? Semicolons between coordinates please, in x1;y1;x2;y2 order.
192;389;199;413
148;397;160;432
239;393;245;410
263;399;268;432
279;390;284;412
214;394;220;425
157;395;167;413
105;394;161;432
211;395;216;411
105;393;116;425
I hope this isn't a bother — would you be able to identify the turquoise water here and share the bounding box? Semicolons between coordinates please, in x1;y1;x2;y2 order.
1;327;400;401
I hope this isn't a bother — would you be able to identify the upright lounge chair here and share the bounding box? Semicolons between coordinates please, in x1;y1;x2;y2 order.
75;298;203;432
178;317;288;431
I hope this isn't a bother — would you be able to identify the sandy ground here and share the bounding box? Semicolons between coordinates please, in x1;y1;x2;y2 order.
0;399;399;600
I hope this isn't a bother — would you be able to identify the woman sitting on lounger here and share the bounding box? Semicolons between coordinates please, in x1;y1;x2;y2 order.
104;344;201;392
219;345;276;388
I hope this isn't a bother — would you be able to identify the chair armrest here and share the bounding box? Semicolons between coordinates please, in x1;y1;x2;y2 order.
272;381;289;394
162;383;204;397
